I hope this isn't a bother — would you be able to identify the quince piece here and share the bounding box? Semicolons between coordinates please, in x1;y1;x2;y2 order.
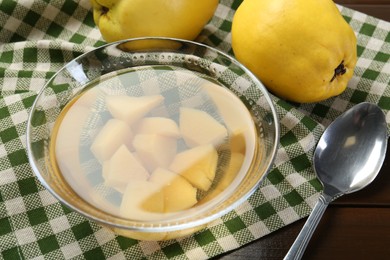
150;168;197;212
202;82;257;155
199;152;245;204
149;167;180;185
102;145;149;193
90;118;133;162
133;134;177;172
179;107;227;147
120;180;164;221
169;144;218;191
135;117;181;138
106;95;164;125
203;82;253;133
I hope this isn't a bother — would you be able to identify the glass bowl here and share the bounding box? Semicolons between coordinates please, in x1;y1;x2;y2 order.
26;37;279;241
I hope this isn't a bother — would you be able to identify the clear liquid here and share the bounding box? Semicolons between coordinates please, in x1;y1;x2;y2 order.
50;65;257;221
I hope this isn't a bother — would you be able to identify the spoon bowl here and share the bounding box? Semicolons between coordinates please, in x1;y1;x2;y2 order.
285;102;388;260
315;102;388;197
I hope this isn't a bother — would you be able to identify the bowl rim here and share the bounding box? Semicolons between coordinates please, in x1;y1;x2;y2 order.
26;36;280;232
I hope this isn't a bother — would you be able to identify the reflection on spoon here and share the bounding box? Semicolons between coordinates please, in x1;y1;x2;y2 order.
284;102;388;260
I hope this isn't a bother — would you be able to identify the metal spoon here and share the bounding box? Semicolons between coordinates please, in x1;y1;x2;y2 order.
284;102;388;260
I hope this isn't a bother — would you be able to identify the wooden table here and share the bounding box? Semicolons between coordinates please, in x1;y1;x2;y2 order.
215;2;390;259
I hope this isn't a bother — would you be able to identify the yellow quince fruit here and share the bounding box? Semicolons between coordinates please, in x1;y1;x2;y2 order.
232;0;357;103
90;0;218;48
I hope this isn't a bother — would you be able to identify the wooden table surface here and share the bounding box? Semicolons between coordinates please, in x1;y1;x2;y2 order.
215;2;390;259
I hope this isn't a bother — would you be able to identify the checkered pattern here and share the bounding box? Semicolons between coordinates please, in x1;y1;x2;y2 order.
0;0;389;259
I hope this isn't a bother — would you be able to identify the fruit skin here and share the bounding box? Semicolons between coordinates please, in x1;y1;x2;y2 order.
231;0;357;103
90;0;218;43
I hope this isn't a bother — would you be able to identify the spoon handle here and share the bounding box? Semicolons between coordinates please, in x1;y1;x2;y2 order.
284;193;331;260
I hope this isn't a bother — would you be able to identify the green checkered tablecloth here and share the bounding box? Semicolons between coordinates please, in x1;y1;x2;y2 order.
0;0;389;259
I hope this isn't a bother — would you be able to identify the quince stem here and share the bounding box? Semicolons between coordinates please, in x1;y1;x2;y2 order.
331;60;347;82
